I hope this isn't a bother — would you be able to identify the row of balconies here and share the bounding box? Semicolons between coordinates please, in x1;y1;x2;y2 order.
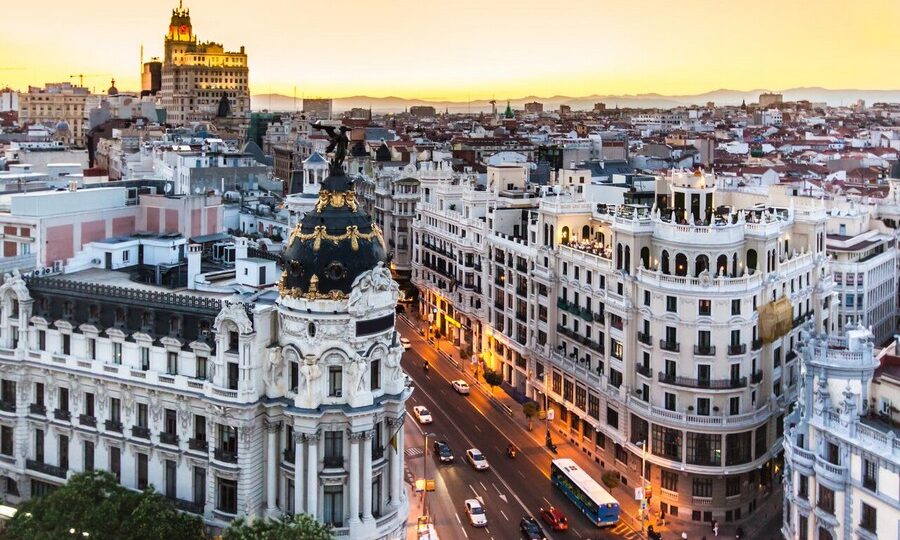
657;371;748;389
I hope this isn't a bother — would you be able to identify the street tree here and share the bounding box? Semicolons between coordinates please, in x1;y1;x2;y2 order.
522;401;539;430
3;470;204;540
482;368;503;395
223;513;334;540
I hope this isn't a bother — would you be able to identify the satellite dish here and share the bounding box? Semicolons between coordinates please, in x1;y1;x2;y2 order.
164;183;172;194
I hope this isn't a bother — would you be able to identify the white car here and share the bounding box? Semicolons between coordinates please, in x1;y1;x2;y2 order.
464;498;488;527
413;405;433;424
400;337;411;350
451;379;470;394
465;448;489;470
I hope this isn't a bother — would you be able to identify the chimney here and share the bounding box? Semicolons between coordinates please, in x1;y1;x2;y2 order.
187;244;202;290
235;236;249;260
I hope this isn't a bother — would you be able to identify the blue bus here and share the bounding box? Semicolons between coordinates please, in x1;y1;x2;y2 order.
550;458;620;527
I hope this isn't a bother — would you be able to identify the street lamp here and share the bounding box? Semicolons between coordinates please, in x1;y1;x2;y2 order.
422;432;437;517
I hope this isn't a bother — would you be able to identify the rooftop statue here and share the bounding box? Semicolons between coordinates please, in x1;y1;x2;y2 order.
310;121;351;174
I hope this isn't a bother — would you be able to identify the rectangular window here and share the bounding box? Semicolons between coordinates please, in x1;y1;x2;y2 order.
218;425;237;453
193;467;206;506
860;502;877;533
726;476;741;497
729;397;740;415
196;357;208;380
606;407;619;429
644;291;651;306
588;394;600;419
34;429;45;462
217;478;237;514
664;392;676;411
83;441;94;471
137;403;148;428
731;299;741;315
798;515;807;540
58;387;69;412
652;425;682;460
87;338;95;360
38;330;46;351
698;299;711;316
609;369;622;388
110;446;121;481
137;453;148;489
323;485;343;526
370;359;381;390
328;367;342;396
164;409;177;436
62;334;71;355
165;460;177;499
85;393;94;417
140;347;150;370
686;432;721;465
35;382;44;407
755;425;767;459
324;431;343;467
112;342;122;364
862;459;877;491
797;474;808;500
725;431;751;465
661;470;678;491
194;415;207;441
630;415;649;445
696;398;710;416
614;443;628;465
692;477;713;497
167;352;178;375
0;425;13;456
666;296;677;312
817;484;834;514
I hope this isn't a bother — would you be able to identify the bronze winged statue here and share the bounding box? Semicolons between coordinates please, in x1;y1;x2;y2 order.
310;121;351;174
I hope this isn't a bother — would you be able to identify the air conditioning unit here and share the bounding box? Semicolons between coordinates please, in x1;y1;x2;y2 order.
91;258;101;265
53;260;63;271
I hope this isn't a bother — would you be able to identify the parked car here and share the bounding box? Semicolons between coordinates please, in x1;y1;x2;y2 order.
519;515;546;540
413;405;433;424
465;448;489;470
540;506;568;531
464;498;488;527
451;379;470;394
433;440;454;462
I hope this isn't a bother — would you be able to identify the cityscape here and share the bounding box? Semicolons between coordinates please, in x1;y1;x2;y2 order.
0;1;898;539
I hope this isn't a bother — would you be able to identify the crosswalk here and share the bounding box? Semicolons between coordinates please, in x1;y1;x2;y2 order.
610;522;641;539
405;447;424;457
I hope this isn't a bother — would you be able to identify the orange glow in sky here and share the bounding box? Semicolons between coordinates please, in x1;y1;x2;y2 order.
2;0;898;100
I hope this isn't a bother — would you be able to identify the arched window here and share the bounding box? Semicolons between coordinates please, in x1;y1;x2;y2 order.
616;244;623;270
732;253;738;276
597;232;605;245
716;254;728;277
747;249;758;273
661;250;671;274
543;224;548;246
624;246;631;274
560;226;569;245
582;225;590;240
784;239;790;258
549;225;555;248
695;254;709;277
640;247;650;269
675;253;688;277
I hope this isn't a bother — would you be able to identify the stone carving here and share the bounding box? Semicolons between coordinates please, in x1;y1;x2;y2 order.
214;301;254;335
265;346;285;392
0;270;31;303
149;390;162;423
299;355;322;406
310;121;350;174
348;355;368;397
177;396;191;430
383;348;402;381
347;262;399;316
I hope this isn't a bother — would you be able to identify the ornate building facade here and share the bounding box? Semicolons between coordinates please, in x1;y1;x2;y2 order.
0;168;409;538
159;3;250;125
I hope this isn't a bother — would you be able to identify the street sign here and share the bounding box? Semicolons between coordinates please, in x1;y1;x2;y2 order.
415;479;436;492
641;500;647;511
634;487;643;500
547;409;555;421
425;480;436;492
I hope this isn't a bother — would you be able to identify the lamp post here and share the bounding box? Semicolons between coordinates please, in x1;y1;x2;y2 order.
423;432;436;517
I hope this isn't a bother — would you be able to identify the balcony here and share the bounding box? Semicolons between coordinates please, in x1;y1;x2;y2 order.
593;312;605;324
29;403;47;415
694;345;716;356
53;409;71;422
751;370;763;384
26;459;67;479
170;498;205;515
105;420;123;433
79;414;97;427
131;426;151;439
188;438;209;452
636;364;652;378
728;344;747;355
752;339;763;351
814;455;847;484
214;448;238;463
283;449;295;464
0;401;15;413
637;332;652;346
658;371;747;389
659;340;680;353
159;432;180;446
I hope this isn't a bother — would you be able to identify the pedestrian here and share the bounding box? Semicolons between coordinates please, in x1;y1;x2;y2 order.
682;532;688;540
713;524;719;537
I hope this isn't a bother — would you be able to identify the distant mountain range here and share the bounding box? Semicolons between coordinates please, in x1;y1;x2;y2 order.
250;87;900;114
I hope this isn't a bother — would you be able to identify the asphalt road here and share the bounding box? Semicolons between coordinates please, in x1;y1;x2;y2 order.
399;319;634;540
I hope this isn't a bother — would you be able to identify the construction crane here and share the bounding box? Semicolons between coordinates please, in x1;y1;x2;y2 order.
68;73;111;87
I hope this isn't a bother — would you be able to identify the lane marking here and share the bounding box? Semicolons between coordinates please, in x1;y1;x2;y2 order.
455;513;462;524
473;424;482;432
459;525;468;539
479;481;487;491
500;509;509;521
469;484;479;498
543;497;552;506
492;483;503;496
572;529;583;538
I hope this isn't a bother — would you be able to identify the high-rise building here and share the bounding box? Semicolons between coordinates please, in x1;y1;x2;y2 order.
412;168;835;525
159;3;250;125
759;92;783;108
302;99;332;120
524;102;544;114
782;325;899;540
408;106;436;118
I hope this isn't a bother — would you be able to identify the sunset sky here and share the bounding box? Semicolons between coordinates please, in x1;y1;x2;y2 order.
2;0;898;100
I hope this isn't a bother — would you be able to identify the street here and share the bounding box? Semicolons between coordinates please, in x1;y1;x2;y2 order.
399;317;639;540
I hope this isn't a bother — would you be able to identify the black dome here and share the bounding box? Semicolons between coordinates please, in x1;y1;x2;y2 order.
279;171;386;299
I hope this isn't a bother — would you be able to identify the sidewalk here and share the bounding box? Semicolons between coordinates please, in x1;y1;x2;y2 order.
399;311;784;540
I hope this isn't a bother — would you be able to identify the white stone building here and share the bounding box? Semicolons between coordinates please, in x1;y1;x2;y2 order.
0;171;410;538
782;325;899;540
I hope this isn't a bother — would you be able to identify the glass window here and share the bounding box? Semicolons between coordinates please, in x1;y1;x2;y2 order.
862;459;877;491
661;470;678;491
606;407;619;429
817;484;834;514
692;477;712;497
630;415;648;445
725;431;752;465
652;425;682;460
666;296;677;312
329;367;342;396
860;502;876;533
217;478;237;514
686;432;721;466
323;486;343;526
726;476;741;497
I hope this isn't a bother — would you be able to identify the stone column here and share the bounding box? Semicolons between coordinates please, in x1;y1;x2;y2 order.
362;430;373;520
388;416;403;507
348;431;362;523
306;431;319;516
265;421;280;513
293;432;304;515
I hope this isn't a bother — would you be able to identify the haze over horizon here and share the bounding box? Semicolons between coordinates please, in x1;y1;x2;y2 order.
3;0;899;100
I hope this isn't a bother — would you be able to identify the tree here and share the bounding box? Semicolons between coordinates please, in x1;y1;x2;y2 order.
522;401;539;431
3;471;204;540
223;513;334;540
482;369;503;395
